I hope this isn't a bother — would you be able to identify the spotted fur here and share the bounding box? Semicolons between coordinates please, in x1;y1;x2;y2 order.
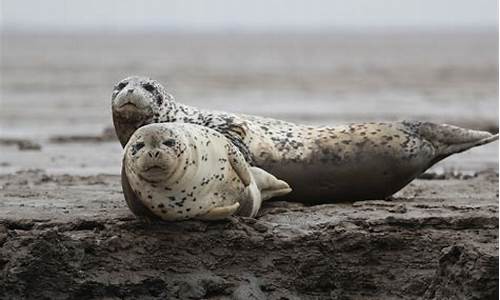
122;123;291;221
113;76;498;202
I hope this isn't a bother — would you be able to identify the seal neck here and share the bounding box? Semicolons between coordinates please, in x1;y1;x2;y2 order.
113;113;152;148
160;100;203;122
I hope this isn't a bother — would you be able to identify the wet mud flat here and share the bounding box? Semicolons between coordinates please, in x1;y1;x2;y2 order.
0;169;497;299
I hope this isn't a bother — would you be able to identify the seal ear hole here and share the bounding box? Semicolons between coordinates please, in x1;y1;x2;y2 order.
143;83;156;93
163;139;176;147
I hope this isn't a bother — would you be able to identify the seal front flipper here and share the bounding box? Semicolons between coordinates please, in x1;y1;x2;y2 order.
227;143;253;186
197;203;240;221
249;166;292;201
226;143;262;217
220;117;254;163
121;162;159;222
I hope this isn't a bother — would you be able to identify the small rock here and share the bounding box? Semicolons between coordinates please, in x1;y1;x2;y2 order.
388;204;407;214
252;222;269;233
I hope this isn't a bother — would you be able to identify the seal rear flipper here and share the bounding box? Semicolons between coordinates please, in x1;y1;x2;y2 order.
197;203;240;221
121;163;159;222
410;121;499;162
250;167;292;201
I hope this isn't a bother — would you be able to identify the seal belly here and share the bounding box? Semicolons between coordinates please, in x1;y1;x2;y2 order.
267;154;429;202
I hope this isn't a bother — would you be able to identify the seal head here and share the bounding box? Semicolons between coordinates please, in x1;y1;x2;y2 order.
112;76;174;146
124;124;187;185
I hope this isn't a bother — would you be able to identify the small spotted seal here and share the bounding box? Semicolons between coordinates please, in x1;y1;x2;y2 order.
122;123;291;221
112;76;498;202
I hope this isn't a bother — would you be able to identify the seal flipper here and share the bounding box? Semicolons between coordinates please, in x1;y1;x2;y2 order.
227;143;253;187
250;166;292;201
121;163;159;222
226;143;263;217
220;117;254;164
197;203;240;220
411;121;499;165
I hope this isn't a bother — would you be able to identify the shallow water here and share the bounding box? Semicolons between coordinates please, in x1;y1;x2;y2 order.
1;31;498;174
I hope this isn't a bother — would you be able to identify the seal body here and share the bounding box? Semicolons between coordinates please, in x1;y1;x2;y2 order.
113;76;498;203
254;121;498;202
122;123;291;221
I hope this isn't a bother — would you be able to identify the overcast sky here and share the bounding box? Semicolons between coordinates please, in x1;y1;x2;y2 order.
2;0;498;32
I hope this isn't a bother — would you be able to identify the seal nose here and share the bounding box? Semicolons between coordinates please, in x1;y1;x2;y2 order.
147;151;162;158
127;88;134;94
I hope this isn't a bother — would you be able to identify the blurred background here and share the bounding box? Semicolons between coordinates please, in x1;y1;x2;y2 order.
1;0;498;174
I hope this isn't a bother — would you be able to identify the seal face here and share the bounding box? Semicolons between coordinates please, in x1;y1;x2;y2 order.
122;123;291;221
114;76;498;203
112;76;175;147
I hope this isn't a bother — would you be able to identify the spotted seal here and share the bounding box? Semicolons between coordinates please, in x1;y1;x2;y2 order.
112;76;499;202
122;123;291;221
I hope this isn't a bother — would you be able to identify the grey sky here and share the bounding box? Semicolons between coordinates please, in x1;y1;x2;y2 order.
2;0;498;31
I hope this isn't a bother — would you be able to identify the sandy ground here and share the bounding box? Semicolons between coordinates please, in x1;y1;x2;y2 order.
0;31;498;299
0;169;497;299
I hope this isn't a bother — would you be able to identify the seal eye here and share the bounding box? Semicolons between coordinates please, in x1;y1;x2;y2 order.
116;82;127;91
163;139;176;147
143;83;156;93
131;142;145;155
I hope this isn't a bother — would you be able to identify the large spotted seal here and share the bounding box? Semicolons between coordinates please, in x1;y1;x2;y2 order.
122;123;291;221
112;76;499;203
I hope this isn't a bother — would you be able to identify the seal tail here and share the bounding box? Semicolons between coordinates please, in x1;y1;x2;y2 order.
415;121;498;162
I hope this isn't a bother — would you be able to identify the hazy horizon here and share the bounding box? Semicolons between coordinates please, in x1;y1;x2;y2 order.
2;0;498;32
